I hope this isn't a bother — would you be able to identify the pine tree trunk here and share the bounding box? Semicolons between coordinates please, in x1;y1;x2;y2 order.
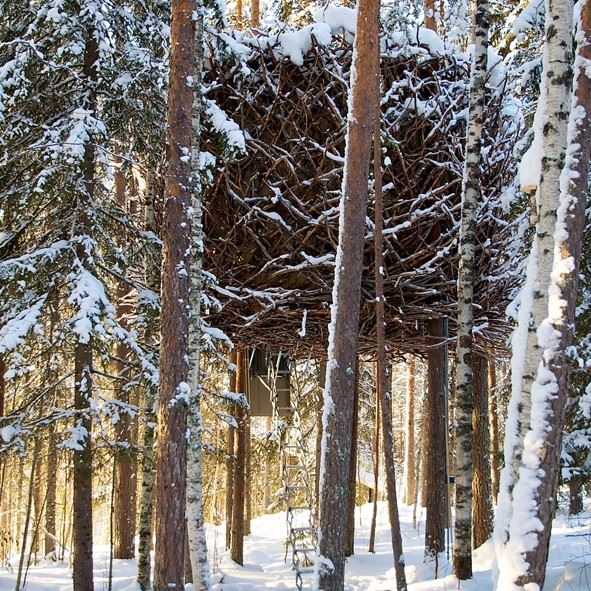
488;360;500;504
113;164;137;561
71;28;98;591
452;0;489;578
472;354;493;549
568;478;583;515
403;357;416;505
45;423;57;559
225;352;237;550
231;351;246;566
225;424;235;549
0;355;4;418
424;0;437;31
244;413;252;537
31;437;43;560
152;0;196;587
250;0;260;28
73;337;94;591
345;362;359;558
315;0;380;585
368;375;380;554
374;116;407;590
315;360;326;511
424;318;448;561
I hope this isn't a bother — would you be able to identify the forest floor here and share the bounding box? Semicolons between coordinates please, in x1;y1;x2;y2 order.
0;501;589;591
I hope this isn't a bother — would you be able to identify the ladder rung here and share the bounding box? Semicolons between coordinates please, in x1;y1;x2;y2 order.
290;526;315;532
288;506;312;511
285;484;307;490
297;566;315;574
294;546;316;553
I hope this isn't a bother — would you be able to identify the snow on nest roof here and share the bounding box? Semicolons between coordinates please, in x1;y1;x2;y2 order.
214;4;456;67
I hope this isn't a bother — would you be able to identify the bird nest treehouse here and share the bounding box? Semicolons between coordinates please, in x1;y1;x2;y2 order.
201;16;522;360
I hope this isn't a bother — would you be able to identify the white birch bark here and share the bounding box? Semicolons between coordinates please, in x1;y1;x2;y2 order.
495;0;574;588
452;0;489;579
186;4;211;590
137;171;159;591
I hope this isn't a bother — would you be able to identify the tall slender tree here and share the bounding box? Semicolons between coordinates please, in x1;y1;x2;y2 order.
494;0;572;569
186;5;212;588
314;0;381;586
453;0;489;578
373;103;407;591
152;0;196;587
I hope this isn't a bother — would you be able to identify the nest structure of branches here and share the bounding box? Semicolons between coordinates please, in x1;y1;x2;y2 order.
202;29;522;359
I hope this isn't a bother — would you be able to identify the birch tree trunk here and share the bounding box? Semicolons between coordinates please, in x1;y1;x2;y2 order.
314;0;380;585
152;0;196;587
494;0;573;571
452;0;489;578
136;171;159;591
185;5;211;590
500;1;589;588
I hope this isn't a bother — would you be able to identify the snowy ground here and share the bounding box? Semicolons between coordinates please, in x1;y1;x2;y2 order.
1;502;590;591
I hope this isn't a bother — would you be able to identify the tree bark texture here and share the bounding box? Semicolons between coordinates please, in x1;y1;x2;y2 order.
424;0;437;31
511;1;586;587
244;413;252;537
136;172;159;591
315;360;326;510
488;360;500;504
345;361;359;558
225;351;237;550
314;0;380;585
152;0;195;587
495;0;573;572
374;115;407;590
45;423;57;558
72;29;98;591
368;371;380;554
113;164;137;561
231;350;246;566
452;0;489;578
472;355;493;549
403;357;416;505
185;7;211;589
497;1;577;588
424;318;448;561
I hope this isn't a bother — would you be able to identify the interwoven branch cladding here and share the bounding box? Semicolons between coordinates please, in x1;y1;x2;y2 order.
202;35;521;358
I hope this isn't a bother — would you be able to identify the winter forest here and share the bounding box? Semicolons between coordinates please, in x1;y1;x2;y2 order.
1;0;591;590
